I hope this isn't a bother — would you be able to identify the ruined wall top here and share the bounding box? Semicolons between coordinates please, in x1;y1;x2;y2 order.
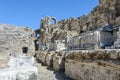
38;0;120;41
37;0;120;51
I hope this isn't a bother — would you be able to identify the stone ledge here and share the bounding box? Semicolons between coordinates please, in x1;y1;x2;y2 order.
36;50;120;80
66;49;120;60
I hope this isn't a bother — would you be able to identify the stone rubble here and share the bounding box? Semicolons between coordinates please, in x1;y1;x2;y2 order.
0;24;35;58
0;0;120;80
34;0;120;80
0;55;38;80
35;0;120;51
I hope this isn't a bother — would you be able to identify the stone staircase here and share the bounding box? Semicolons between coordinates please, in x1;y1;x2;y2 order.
0;55;38;80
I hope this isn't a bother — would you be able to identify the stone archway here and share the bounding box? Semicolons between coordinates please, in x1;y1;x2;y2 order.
51;17;57;24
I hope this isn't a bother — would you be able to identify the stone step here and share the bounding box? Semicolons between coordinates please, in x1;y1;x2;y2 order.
0;66;38;80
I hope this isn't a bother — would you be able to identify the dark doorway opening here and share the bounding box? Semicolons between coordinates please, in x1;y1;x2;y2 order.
34;40;39;51
22;47;28;54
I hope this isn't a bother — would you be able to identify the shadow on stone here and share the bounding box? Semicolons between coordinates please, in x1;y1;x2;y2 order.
53;71;73;80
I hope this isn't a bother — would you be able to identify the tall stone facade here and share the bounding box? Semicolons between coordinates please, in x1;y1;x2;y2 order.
35;0;120;51
34;0;120;80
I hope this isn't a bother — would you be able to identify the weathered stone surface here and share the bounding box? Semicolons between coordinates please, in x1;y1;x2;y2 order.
53;51;66;71
0;66;38;80
49;40;66;51
65;50;120;80
36;51;55;66
0;24;35;57
65;59;120;80
0;54;38;80
36;51;66;70
67;31;99;50
35;0;120;51
45;51;55;66
8;55;34;68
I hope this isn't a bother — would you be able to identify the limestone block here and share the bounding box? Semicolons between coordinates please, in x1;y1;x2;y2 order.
69;18;79;31
64;50;120;80
115;17;120;25
45;52;55;66
107;50;118;59
65;59;120;80
8;55;34;68
36;51;48;65
0;52;8;69
66;50;120;60
53;52;66;71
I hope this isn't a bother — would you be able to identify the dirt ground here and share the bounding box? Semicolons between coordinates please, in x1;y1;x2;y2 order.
35;61;72;80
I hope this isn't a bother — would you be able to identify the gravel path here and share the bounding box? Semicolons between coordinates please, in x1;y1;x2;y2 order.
35;61;72;80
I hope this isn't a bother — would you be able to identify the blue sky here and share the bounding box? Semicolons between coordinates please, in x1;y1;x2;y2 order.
0;0;99;30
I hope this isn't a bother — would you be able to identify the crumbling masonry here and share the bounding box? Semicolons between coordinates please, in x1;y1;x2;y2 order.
35;0;120;51
35;0;120;80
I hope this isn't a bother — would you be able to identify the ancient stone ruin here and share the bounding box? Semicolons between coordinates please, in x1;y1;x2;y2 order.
0;0;120;80
35;0;120;51
35;0;120;80
0;24;37;80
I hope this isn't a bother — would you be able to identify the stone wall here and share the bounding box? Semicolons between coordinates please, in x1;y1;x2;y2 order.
49;40;66;51
0;66;38;80
36;50;120;80
36;51;65;71
36;0;120;51
67;31;99;50
67;25;119;50
65;50;120;80
100;31;115;47
0;24;35;58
